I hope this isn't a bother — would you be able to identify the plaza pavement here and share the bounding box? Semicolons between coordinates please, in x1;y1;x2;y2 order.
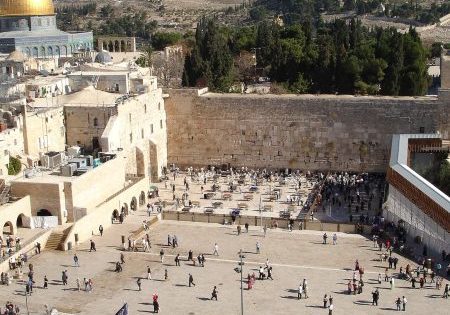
1;213;448;315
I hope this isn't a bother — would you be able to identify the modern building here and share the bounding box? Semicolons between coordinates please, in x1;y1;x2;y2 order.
0;0;93;57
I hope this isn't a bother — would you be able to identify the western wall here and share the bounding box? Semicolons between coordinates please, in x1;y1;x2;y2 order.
165;89;450;172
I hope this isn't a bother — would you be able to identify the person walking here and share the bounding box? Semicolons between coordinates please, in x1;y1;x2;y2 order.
211;286;218;300
263;225;267;237
147;266;152;280
73;253;79;267
175;254;181;266
160;248;165;263
213;243;219;256
323;294;328;308
402;296;407;311
120;253;125;264
137;278;142;291
99;225;103;237
332;234;337;245
43;275;48;289
153;293;159;313
245;223;249;233
323;233;328;244
189;273;195;287
89;240;96;252
256;241;260;254
76;278;80;291
443;283;449;298
164;269;168;281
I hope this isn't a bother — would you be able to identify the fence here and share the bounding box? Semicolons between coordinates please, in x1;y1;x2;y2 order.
162;211;370;234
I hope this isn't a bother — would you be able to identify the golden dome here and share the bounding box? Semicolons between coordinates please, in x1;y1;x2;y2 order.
0;0;55;17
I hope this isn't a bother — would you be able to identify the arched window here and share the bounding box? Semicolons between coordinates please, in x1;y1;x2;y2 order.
93;117;98;127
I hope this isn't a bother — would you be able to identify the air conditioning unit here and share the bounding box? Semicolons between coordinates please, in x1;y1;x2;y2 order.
61;163;77;177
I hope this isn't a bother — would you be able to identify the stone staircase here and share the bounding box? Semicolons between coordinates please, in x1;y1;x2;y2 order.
45;226;72;251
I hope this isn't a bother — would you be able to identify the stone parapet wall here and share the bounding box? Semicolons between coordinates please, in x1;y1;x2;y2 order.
165;90;450;172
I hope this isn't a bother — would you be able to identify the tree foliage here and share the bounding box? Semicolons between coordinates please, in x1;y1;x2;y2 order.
184;16;429;95
182;17;234;92
8;156;21;176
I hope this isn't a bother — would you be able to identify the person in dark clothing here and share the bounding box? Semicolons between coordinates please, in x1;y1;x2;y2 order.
189;273;195;287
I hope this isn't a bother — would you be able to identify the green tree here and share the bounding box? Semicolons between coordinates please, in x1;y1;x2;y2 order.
8;156;21;176
152;32;182;50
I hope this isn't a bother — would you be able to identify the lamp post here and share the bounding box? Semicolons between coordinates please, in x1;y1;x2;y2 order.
234;249;245;315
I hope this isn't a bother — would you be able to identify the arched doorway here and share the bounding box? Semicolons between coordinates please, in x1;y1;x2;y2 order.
16;213;27;227
130;197;137;211
112;209;119;220
139;191;146;206
121;40;126;52
37;209;52;216
3;221;14;235
114;40;120;52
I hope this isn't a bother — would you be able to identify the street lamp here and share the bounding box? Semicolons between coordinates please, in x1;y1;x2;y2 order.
234;249;245;315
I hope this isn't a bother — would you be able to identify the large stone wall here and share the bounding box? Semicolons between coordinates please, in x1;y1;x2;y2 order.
165;89;450;172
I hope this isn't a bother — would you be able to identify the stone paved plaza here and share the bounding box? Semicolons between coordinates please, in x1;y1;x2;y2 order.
1;211;448;314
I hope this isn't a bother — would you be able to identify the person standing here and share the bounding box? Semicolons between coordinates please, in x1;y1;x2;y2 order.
147;266;152;280
298;283;303;299
43;275;48;289
189;273;195;287
76;278;81;291
73;254;79;267
256;241;260;254
323;233;328;244
213;243;219;256
99;225;103;237
332;234;337;245
245;223;249;233
402;296;407;311
164;269;168;281
175;254;180;266
263;225;267;237
137;278;142;291
328;303;333;315
62;270;68;286
160;248;165;263
395;297;401;311
153;293;159;313
323;294;328;308
211;286;218;300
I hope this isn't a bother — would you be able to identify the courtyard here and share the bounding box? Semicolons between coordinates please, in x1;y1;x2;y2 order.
1;214;448;314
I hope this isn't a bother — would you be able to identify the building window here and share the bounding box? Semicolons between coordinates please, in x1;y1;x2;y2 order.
93;117;98;127
150;124;154;134
158;103;161;110
141;128;144;139
129;113;131;123
419;127;425;133
129;133;133;143
144;104;147;113
160;120;163;129
3;150;8;156
13;139;17;146
60;126;65;136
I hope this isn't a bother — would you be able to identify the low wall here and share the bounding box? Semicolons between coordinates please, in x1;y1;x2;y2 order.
0;229;52;274
63;177;149;250
162;211;367;233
